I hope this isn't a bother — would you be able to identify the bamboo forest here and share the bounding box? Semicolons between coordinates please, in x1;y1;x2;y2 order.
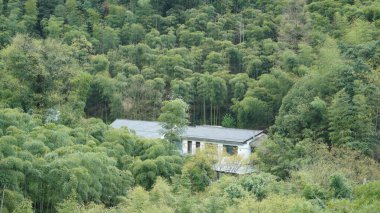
0;0;379;212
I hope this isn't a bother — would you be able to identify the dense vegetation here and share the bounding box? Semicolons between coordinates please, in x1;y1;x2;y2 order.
0;0;379;212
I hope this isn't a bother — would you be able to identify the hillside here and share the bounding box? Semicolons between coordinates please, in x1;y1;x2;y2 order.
0;0;379;212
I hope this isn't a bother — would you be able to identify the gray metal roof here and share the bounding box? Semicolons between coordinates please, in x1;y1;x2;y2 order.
110;119;263;143
184;125;262;143
110;119;162;138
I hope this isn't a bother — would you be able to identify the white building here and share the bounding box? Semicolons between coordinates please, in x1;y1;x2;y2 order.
110;119;266;174
182;125;265;158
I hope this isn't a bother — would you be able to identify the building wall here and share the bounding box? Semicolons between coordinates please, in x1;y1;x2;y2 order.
181;139;252;160
237;143;251;159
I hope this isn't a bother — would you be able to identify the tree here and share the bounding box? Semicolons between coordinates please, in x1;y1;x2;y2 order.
256;135;302;179
22;0;38;33
158;99;189;142
43;16;64;38
229;73;250;100
278;0;310;49
92;24;120;53
178;29;204;48
105;4;128;28
150;177;175;207
55;192;79;213
232;96;270;129
171;79;194;104
202;51;225;73
1;35;90;118
120;23;146;44
89;55;110;74
328;90;354;146
65;0;81;26
329;174;352;199
240;173;279;201
84;74;122;122
0;0;3;15
221;114;236;128
121;186;150;211
156;54;187;81
209;76;227;125
181;153;215;192
197;73;227;125
12;198;33;213
328;88;375;154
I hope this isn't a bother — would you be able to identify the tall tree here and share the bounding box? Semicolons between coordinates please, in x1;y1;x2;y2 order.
328;88;375;155
22;0;38;33
158;99;189;143
278;0;309;49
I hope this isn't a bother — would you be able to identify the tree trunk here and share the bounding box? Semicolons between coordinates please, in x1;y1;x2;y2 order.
203;98;206;125
214;106;216;125
210;102;213;125
193;101;197;124
105;102;108;123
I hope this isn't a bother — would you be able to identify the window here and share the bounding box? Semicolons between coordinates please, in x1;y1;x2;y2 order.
187;141;192;154
196;142;201;149
223;145;238;155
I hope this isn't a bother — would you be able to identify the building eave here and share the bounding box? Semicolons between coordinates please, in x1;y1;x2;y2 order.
181;136;251;145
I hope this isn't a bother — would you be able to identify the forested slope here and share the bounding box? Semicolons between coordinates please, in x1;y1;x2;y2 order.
0;0;379;212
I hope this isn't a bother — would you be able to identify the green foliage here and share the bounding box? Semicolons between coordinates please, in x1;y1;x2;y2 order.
0;35;90;123
233;96;270;129
0;109;183;211
226;195;318;213
89;55;110;74
120;23;146;45
0;0;379;212
181;153;215;192
92;25;120;53
0;108;39;132
240;173;279;201
354;181;380;202
328;88;375;155
221;114;236;128
302;184;328;201
329;174;352;199
0;189;24;213
55;192;78;213
0;0;375;134
224;183;247;201
325;181;380;212
158;99;189;142
256;135;302;179
13;198;33;213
